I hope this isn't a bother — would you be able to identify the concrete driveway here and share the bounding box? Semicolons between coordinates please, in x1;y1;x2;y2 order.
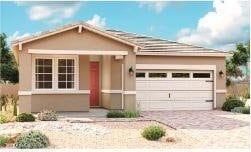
141;110;250;148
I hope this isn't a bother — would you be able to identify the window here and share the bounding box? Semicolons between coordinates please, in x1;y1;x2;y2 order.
35;59;52;89
193;73;210;78
172;73;190;78
58;59;75;89
136;72;145;78
149;73;167;78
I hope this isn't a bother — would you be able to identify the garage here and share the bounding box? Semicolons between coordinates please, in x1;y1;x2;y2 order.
136;70;214;111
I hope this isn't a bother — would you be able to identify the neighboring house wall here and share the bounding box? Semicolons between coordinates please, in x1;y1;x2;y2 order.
18;28;134;112
136;55;226;108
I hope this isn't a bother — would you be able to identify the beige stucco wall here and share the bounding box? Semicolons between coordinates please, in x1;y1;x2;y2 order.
136;55;226;108
18;27;134;112
30;94;89;112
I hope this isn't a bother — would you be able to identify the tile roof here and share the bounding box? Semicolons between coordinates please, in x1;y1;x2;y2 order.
106;29;227;53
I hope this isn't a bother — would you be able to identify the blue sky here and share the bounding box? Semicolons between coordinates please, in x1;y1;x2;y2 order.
1;1;249;51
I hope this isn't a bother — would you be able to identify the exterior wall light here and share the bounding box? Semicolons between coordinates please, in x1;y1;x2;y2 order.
219;70;224;78
129;66;134;76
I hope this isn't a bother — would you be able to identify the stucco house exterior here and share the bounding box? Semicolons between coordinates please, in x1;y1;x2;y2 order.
12;22;228;112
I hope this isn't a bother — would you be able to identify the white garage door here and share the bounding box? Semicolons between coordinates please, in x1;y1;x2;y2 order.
136;70;213;111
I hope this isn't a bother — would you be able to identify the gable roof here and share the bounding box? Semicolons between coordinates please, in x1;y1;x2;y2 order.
12;21;228;57
11;22;142;48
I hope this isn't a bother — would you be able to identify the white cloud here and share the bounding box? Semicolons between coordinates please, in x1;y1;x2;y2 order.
7;31;31;45
86;15;106;28
139;1;168;13
177;0;250;51
15;2;81;24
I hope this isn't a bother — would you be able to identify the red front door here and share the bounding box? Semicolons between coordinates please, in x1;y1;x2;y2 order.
90;62;99;107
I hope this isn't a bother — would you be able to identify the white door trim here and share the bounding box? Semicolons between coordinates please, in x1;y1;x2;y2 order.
136;64;217;109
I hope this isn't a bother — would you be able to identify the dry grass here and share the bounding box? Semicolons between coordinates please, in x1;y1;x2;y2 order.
227;82;250;98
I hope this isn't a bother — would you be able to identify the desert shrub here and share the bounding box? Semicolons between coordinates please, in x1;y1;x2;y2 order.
38;109;57;121
106;111;140;118
16;113;35;122
141;125;166;141
0;135;8;147
0;114;14;124
123;111;140;118
232;107;250;114
0;115;7;124
15;131;49;149
242;107;250;114
106;111;125;118
222;96;245;111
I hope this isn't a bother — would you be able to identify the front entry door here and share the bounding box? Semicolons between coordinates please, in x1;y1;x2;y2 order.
90;62;99;107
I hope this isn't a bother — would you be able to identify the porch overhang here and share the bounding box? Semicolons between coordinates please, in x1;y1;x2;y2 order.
28;49;128;55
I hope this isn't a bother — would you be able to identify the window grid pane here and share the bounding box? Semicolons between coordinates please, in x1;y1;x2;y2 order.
35;59;52;89
58;59;75;89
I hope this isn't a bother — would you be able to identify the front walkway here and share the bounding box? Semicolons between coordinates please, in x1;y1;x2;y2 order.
141;110;250;148
57;108;108;121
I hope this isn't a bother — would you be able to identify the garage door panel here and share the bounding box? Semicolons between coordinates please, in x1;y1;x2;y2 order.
140;101;213;111
136;80;213;91
137;91;212;101
138;101;212;111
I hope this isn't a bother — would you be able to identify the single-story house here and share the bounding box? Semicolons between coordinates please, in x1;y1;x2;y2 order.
12;22;228;112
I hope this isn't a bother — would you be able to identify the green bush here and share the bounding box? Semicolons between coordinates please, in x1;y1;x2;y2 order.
123;111;140;118
106;111;140;118
38;109;57;121
15;131;49;149
0;115;7;124
0;135;8;147
222;96;245;111
232;107;250;114
106;111;125;118
142;125;166;141
16;113;35;122
241;107;250;114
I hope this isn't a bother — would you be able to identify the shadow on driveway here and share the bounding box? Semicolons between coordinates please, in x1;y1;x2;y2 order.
141;110;250;130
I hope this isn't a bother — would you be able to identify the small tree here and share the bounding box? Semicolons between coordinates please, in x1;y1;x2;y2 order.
0;95;8;111
10;95;18;116
0;33;19;83
226;41;250;86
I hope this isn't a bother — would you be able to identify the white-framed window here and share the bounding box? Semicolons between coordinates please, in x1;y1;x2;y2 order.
35;59;53;89
32;55;78;91
58;59;75;89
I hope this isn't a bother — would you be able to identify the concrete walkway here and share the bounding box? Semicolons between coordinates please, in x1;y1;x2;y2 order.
57;108;108;121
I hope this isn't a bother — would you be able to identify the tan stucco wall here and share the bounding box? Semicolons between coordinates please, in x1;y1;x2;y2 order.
124;94;136;111
19;95;31;113
18;27;134;112
79;55;90;90
216;93;226;108
136;55;226;108
30;94;89;112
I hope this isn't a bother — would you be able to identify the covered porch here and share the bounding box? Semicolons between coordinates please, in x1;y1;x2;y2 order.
26;48;136;112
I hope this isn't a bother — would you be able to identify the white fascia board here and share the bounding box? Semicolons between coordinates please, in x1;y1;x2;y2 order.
136;52;228;57
28;49;128;55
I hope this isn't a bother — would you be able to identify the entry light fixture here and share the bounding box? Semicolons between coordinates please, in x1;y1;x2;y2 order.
219;70;224;78
129;66;134;76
